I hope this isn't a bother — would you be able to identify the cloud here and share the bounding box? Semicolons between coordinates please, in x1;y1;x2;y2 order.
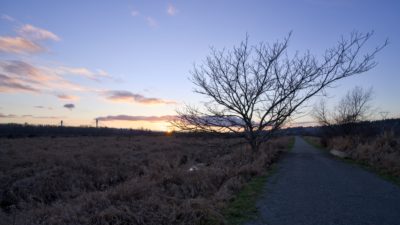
0;36;44;54
0;22;59;55
56;66;110;81
0;113;17;118
1;14;15;22
56;93;79;101
63;103;75;110
21;114;62;119
103;90;176;105
17;24;60;41
96;115;176;122
146;17;158;27
167;4;178;16
0;113;61;119
131;10;140;16
34;106;53;110
0;73;39;92
0;60;90;94
1;60;51;82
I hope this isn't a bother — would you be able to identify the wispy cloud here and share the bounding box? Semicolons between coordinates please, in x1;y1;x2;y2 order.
0;36;44;54
2;60;51;82
146;17;158;27
0;60;89;94
0;113;61;119
34;105;53;110
56;66;110;81
0;23;59;55
0;113;17;118
17;24;60;41
96;114;176;122
21;114;62;119
56;93;79;101
131;10;140;16
1;14;15;22
63;103;75;110
103;90;176;105
0;73;39;92
167;4;178;16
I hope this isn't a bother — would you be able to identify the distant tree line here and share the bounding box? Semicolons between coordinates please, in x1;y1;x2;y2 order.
0;124;160;138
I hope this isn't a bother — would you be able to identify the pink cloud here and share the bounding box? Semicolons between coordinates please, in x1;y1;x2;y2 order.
0;60;90;94
103;90;176;105
1;60;52;82
17;24;60;41
96;115;176;122
56;93;79;101
56;66;110;81
0;113;17;118
0;73;39;93
167;4;178;16
0;36;44;54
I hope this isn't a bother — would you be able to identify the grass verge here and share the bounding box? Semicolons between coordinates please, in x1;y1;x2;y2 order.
302;136;325;150
223;168;276;225
223;136;295;225
287;136;296;151
302;136;400;186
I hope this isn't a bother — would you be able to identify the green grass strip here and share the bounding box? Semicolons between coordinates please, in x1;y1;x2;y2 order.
223;137;294;225
223;174;270;225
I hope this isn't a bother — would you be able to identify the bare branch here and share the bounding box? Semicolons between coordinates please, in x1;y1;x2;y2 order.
173;32;386;151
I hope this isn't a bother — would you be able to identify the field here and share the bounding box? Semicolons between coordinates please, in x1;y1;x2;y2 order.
0;135;291;225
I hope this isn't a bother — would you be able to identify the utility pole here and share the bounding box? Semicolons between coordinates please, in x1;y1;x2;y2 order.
96;119;98;128
60;120;63;127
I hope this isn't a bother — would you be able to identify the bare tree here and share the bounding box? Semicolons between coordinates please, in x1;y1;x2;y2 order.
313;86;374;137
313;98;331;126
335;86;373;124
173;32;386;151
313;86;374;126
313;87;374;126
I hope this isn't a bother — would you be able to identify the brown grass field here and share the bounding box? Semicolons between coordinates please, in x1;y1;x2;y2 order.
305;132;400;177
0;135;291;225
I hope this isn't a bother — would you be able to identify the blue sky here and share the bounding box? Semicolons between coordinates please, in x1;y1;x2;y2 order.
0;0;399;130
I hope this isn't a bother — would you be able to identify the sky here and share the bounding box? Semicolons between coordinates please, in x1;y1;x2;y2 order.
0;0;399;131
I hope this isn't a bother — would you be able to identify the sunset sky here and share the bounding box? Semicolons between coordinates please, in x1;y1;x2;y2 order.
1;0;399;131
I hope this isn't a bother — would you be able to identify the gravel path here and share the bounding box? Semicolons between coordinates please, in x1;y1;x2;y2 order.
246;136;400;225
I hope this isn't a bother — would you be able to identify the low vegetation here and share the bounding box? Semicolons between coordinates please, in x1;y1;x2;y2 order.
305;131;400;179
0;135;291;225
328;131;400;177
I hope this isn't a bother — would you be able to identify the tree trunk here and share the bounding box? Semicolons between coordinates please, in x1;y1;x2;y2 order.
249;137;260;152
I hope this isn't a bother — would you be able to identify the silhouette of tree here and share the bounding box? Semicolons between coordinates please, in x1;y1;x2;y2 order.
173;32;386;151
314;86;374;126
313;86;374;135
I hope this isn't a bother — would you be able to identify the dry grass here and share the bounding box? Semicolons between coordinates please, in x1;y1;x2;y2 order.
322;131;400;177
0;135;290;225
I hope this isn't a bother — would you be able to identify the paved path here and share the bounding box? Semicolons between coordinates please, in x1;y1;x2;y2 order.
246;136;400;225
